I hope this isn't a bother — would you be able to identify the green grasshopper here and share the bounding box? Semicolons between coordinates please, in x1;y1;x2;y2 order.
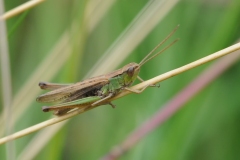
36;26;179;116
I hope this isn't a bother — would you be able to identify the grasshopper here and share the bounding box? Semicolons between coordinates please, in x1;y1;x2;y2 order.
36;26;179;116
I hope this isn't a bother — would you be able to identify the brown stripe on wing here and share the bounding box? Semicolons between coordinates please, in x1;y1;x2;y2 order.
39;82;72;90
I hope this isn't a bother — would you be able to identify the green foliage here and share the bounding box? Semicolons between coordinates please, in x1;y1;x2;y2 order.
1;0;240;159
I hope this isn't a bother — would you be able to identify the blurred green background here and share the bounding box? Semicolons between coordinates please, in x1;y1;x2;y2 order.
1;0;240;159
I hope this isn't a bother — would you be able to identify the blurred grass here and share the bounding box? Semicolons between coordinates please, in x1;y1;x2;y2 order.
1;0;240;160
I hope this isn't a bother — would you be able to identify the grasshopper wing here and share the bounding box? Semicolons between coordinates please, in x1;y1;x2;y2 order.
38;82;73;90
36;77;109;103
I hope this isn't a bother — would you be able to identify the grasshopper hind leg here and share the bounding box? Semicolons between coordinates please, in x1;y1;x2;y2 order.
42;106;77;116
54;108;77;116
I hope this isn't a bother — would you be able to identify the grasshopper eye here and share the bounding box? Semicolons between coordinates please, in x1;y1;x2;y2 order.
127;66;134;76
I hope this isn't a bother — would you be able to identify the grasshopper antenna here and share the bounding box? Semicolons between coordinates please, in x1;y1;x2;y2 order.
140;38;179;67
139;25;180;67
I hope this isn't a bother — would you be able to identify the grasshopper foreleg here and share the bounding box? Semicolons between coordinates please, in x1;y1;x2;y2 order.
137;76;160;88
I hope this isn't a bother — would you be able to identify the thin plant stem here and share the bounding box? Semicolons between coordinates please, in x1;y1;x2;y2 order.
17;122;66;160
0;0;45;20
0;42;239;145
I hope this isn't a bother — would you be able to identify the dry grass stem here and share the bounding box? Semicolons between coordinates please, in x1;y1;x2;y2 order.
0;0;45;20
0;42;239;145
17;122;66;160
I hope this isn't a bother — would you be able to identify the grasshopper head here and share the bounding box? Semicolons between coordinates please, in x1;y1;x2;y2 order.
122;62;140;86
